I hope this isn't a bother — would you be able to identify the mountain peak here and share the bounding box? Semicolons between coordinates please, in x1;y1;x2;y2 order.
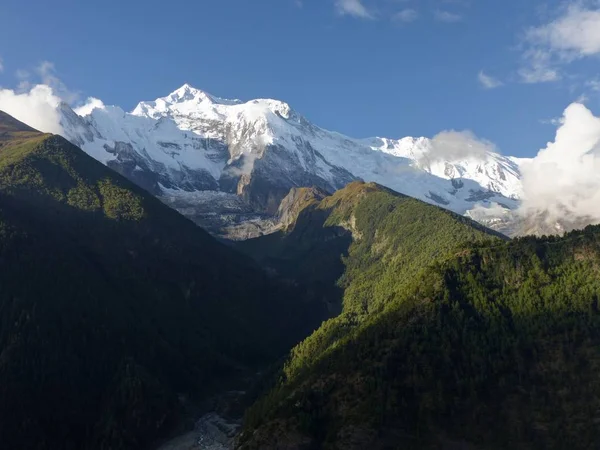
169;83;204;100
132;84;243;117
167;83;241;106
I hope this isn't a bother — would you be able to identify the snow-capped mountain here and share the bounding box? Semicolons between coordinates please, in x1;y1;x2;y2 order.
59;84;525;238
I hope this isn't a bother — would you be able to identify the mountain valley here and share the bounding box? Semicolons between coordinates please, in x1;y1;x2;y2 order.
0;111;329;449
1;92;600;450
4;0;600;448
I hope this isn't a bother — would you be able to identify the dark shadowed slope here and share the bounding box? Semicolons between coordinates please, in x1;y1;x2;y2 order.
0;111;327;450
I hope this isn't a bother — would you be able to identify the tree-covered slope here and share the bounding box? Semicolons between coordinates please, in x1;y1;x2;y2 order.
239;203;600;449
237;181;504;377
0;112;327;450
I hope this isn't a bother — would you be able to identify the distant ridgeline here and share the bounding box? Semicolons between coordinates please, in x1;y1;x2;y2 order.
237;182;600;450
0;111;328;449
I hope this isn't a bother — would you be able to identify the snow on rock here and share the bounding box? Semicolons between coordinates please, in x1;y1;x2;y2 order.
58;83;527;236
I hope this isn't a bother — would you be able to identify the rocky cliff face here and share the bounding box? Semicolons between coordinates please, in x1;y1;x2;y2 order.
58;84;525;238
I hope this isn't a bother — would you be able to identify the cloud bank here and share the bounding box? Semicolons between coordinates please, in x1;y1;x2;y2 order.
0;62;94;135
519;102;600;225
0;85;64;134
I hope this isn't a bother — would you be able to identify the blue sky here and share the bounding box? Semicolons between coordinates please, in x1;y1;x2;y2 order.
0;0;599;157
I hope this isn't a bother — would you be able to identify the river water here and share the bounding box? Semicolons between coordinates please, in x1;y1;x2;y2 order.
157;390;245;450
158;411;240;450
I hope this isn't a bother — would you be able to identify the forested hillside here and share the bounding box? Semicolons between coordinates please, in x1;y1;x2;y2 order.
237;181;504;381
239;194;600;449
0;112;327;449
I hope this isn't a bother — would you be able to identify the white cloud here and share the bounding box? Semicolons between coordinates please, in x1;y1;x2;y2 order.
478;71;503;89
0;84;64;134
334;0;374;19
467;202;513;222
393;8;418;22
35;61;79;103
14;69;32;92
519;102;600;225
527;4;600;59
520;3;600;84
74;97;105;116
434;10;463;22
427;130;495;162
0;62;86;135
519;49;561;83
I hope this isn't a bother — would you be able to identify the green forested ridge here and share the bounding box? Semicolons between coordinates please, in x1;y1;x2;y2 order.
237;181;503;386
0;113;327;449
239;191;600;449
